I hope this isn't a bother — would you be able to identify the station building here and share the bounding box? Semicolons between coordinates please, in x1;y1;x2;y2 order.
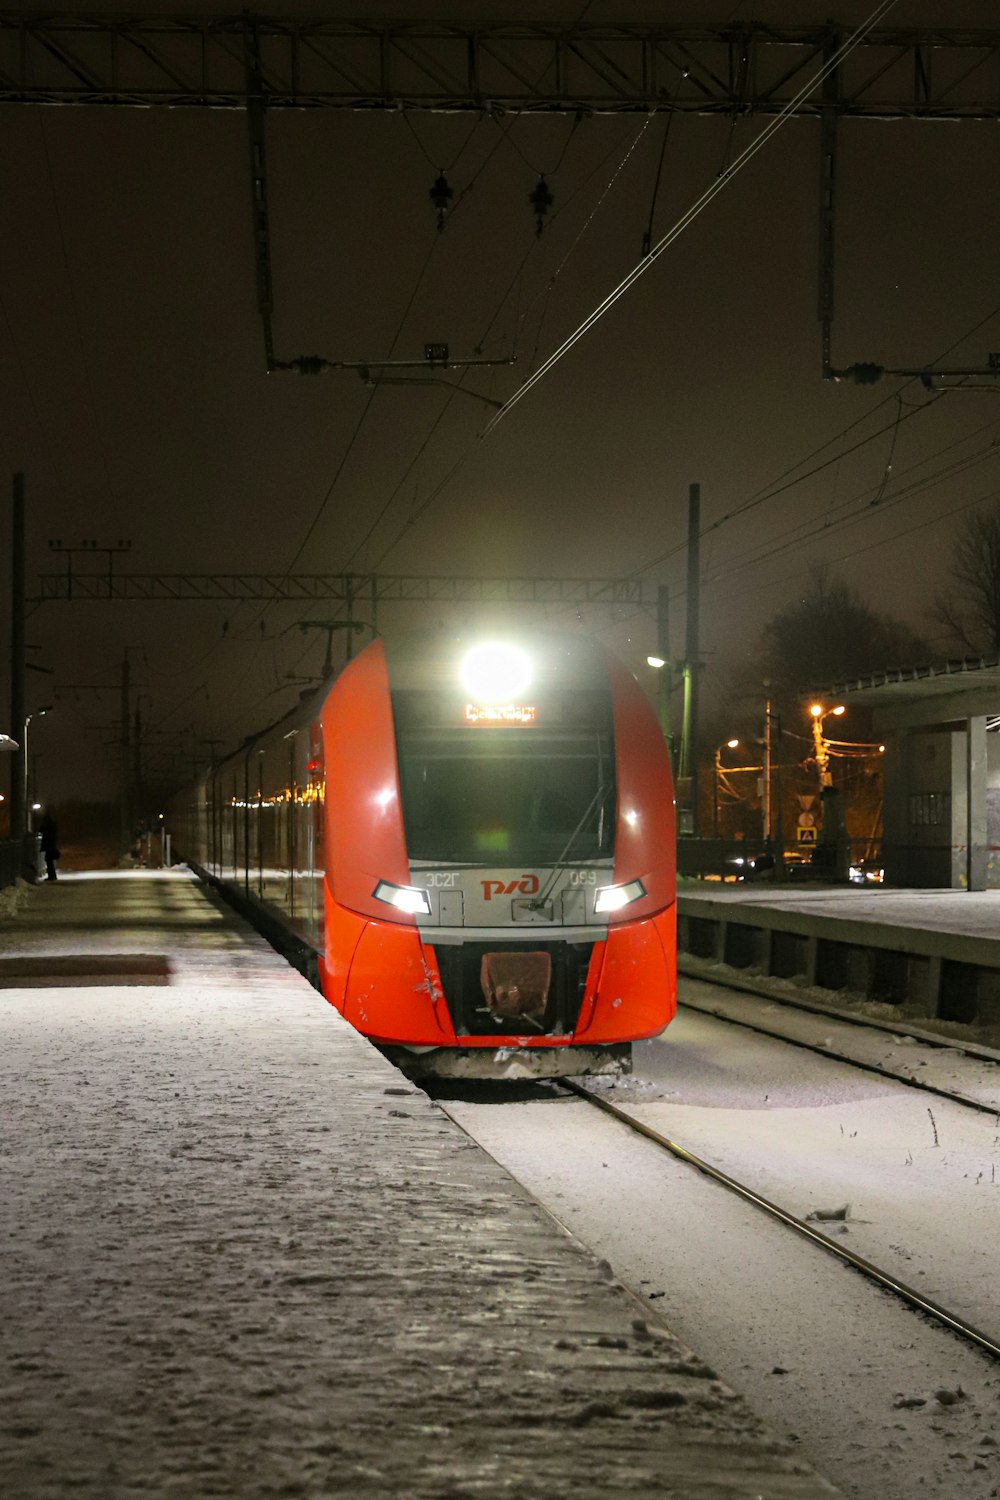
828;657;1000;890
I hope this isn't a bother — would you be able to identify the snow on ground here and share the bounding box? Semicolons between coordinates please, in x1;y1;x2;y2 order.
626;1002;1000;1338
676;968;1000;1108
681;879;1000;943
2;873;843;1500
440;1000;1000;1500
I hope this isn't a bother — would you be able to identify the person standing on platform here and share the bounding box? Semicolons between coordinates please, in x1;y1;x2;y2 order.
38;810;60;882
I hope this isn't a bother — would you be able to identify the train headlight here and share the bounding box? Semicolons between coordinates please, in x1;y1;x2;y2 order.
460;642;532;702
594;878;646;913
373;880;432;916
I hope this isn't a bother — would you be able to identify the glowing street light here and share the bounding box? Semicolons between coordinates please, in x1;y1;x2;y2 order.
23;706;52;830
808;703;844;787
713;737;741;835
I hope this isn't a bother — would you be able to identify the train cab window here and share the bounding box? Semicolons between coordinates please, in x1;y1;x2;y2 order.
395;725;615;865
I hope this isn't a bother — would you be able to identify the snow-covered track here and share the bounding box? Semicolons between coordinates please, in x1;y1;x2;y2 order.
562;1077;1000;1364
676;978;1000;1117
560;1086;1000;1368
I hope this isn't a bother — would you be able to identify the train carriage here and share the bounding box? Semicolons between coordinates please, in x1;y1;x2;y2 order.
169;629;676;1077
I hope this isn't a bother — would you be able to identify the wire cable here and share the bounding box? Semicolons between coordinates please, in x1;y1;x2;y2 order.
370;116;660;569
402;110;484;176
715;479;1000;611
481;0;901;437
627;294;1000;589
641;112;674;257
711;427;1000;584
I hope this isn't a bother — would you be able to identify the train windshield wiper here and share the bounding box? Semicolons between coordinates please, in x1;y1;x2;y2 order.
529;780;612;910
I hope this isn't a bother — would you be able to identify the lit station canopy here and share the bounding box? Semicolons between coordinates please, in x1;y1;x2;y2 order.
818;656;1000;724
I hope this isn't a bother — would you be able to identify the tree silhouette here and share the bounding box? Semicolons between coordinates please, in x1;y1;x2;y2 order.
931;504;1000;659
758;565;928;698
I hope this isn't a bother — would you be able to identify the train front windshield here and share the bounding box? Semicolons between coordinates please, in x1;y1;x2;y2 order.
396;726;616;866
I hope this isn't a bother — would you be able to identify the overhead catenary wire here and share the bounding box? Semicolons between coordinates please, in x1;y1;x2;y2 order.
402;110;483;176
710;424;1000;585
480;0;901;438
641;111;674;257
369;115;659;571
713;479;1000;614
630;398;942;580
174;109;606;725
214;105;596;703
683;295;1000;549
318;104;623;579
170;213;447;715
339;122;647;574
627;289;1000;597
378;16;905;640
522;114;655;379
485;120;656;368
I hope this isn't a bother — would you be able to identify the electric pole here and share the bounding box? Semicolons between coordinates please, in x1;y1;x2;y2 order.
679;482;701;836
655;583;673;760
9;473;25;846
762;692;772;846
120;654;131;856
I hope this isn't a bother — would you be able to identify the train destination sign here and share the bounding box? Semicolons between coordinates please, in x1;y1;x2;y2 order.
464;702;538;725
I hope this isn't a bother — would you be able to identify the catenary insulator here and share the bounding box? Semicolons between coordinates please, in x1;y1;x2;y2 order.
429;171;453;231
529;176;554;237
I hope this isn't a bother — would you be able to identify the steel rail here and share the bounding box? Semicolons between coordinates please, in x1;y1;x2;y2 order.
676;990;1000;1118
560;1076;1000;1362
681;998;1000;1114
678;957;1000;1066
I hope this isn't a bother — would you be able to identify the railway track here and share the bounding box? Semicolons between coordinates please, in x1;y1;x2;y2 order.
559;1077;1000;1365
676;971;1000;1117
437;1021;1000;1500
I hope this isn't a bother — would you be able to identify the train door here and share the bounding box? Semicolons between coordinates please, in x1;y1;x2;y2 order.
308;720;325;949
253;749;265;900
210;769;220;878
284;735;296;918
221;769;235;882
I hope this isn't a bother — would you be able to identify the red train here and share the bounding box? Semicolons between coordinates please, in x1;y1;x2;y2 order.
169;630;676;1077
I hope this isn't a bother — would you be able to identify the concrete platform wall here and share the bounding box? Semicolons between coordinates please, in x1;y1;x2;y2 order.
677;893;1000;1026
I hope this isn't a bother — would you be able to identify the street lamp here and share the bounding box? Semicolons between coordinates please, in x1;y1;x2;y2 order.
23;706;52;830
808;703;845;787
646;655;674;763
713;737;741;835
807;703;848;880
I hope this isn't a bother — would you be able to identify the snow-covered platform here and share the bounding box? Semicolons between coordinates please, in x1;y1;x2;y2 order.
680;880;1000;944
678;880;1000;1027
1;870;836;1499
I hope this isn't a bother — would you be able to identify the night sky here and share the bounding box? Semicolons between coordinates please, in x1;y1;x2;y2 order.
2;0;1000;807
